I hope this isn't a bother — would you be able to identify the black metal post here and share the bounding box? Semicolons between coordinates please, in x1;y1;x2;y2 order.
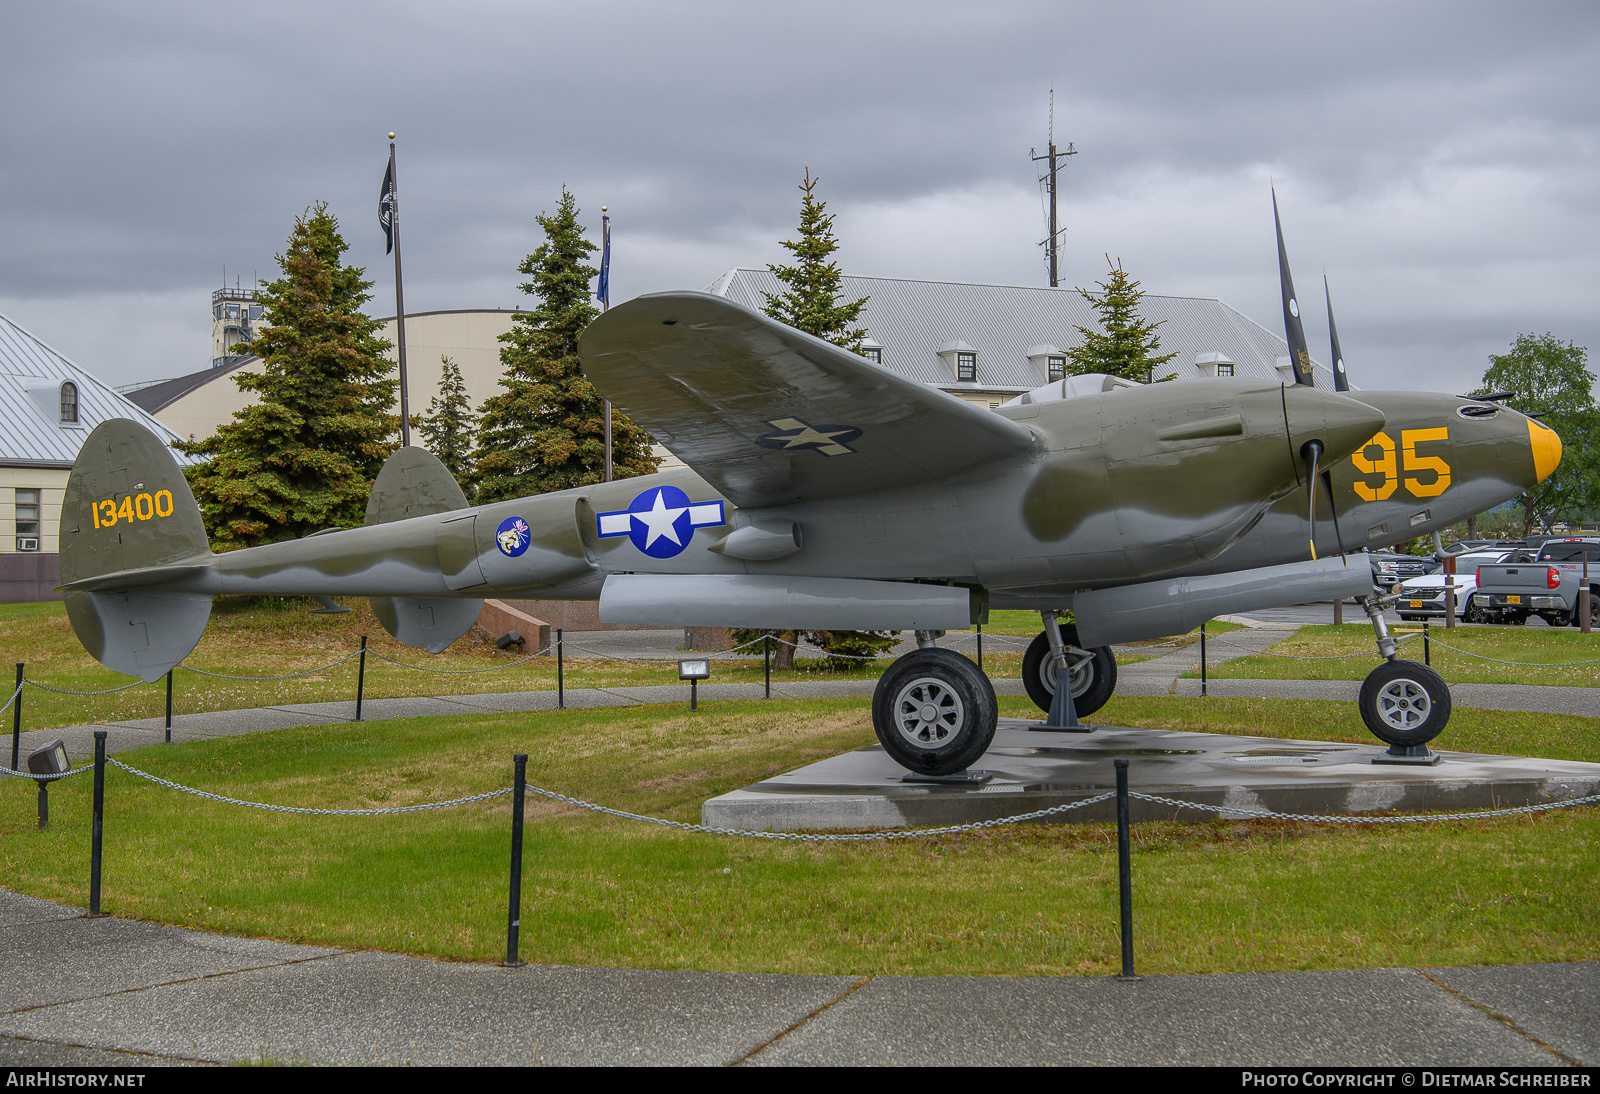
1423;620;1430;666
504;753;527;967
36;778;48;830
976;623;983;672
690;678;698;713
1199;626;1207;697
1584;557;1592;635
90;730;107;916
1114;757;1137;980
556;629;564;709
763;634;771;699
164;670;173;744
12;662;23;771
355;635;368;721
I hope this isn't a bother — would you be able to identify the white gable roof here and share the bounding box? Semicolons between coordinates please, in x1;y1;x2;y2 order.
0;308;192;467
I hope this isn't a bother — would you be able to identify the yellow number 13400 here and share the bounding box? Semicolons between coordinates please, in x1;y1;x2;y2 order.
1351;429;1451;501
91;490;174;528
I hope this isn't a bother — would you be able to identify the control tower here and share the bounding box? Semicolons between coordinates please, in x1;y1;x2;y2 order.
211;287;262;367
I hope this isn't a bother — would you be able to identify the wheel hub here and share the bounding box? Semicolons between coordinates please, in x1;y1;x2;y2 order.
892;677;964;750
1375;678;1431;729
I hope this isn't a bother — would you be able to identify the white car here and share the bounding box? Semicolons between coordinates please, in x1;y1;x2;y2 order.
1396;551;1516;622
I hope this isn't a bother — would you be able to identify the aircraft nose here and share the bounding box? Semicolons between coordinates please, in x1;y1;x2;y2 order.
1528;418;1562;485
1281;386;1388;467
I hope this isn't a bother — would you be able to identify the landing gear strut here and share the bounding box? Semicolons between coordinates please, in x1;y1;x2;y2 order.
1021;612;1117;727
870;643;998;777
1355;593;1450;762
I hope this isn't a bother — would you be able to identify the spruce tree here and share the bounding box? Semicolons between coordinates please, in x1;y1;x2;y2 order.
762;168;869;352
737;169;895;668
471;189;657;502
1066;256;1179;382
176;202;396;549
417;354;475;500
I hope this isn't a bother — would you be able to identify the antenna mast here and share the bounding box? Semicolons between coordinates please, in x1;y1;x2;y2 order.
1030;89;1077;287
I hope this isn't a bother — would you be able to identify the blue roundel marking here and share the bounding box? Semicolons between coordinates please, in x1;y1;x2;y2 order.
495;516;531;557
595;485;726;559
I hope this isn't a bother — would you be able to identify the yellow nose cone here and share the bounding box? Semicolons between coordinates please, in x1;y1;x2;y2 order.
1529;418;1563;484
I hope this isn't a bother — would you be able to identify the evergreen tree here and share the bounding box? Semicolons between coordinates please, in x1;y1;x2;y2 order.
471;189;657;502
738;170;895;667
175;202;396;550
762;168;869;352
1066;256;1179;382
416;355;475;500
1476;333;1598;536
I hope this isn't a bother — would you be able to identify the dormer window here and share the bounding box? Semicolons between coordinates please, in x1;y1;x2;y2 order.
1026;344;1069;383
860;338;884;364
957;352;976;382
59;382;78;424
937;340;980;384
1217;362;1234;377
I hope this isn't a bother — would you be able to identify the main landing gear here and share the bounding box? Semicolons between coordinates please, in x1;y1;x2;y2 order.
870;631;998;777
1355;594;1451;761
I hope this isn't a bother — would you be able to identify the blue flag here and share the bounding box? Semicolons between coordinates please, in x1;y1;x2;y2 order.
597;217;610;307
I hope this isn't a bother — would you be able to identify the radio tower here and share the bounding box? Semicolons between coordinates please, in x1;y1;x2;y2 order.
1031;90;1077;287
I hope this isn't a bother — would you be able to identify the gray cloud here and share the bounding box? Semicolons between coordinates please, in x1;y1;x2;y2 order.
1;0;1595;394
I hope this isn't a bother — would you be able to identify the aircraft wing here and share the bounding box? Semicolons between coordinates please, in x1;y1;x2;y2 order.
579;292;1037;508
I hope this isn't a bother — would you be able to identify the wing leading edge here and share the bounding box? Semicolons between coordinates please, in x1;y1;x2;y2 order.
578;292;1037;508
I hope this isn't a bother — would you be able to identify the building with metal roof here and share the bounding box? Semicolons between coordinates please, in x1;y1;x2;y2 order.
706;268;1333;409
0;308;191;601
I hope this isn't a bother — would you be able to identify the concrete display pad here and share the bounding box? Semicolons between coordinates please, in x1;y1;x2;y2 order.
702;719;1600;831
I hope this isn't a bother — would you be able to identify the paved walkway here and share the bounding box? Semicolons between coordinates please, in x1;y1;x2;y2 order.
0;890;1593;1067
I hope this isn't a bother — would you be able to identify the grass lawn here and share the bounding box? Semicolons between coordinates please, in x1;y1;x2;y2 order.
2;693;1594;976
1198;622;1600;688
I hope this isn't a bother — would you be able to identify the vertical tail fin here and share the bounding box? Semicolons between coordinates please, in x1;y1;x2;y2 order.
61;420;213;680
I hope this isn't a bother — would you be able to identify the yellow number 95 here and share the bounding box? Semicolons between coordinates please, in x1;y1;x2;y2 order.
1352;429;1451;501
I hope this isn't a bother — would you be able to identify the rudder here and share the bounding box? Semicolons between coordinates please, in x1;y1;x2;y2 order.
61;420;214;681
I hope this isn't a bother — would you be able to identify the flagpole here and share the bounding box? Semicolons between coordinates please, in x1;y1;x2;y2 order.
388;132;412;447
600;206;612;482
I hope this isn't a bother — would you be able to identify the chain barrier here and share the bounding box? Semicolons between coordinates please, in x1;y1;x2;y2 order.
1205;631;1418;661
369;642;556;674
0;763;92;782
60;761;1600;832
0;680;20;717
179;651;362;682
1128;789;1600;824
24;678;145;696
107;759;515;815
1420;636;1600;668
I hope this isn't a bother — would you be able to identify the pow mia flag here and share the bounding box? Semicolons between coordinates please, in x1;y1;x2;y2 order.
378;160;396;255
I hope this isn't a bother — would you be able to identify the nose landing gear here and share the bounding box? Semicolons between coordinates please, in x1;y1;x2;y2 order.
1356;593;1449;764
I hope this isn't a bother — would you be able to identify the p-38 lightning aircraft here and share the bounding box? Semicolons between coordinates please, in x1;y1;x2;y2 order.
60;291;1559;776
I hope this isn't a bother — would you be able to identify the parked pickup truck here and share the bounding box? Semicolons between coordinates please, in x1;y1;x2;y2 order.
1470;538;1600;626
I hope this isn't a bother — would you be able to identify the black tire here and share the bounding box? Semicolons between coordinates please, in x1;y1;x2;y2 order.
871;648;998;776
1357;660;1452;747
1464;603;1488;624
1570;592;1598;628
1021;623;1118;718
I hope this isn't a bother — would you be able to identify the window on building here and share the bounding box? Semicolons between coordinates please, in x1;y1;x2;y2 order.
1217;362;1234;377
1047;355;1066;381
863;347;881;364
16;489;40;545
250;304;263;320
957;352;976;382
59;382;77;424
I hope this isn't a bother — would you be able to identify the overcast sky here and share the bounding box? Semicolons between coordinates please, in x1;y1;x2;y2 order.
2;0;1596;395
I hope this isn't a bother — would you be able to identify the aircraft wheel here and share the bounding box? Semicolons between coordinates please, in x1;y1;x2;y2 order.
872;648;998;776
1358;660;1451;748
1021;624;1118;718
